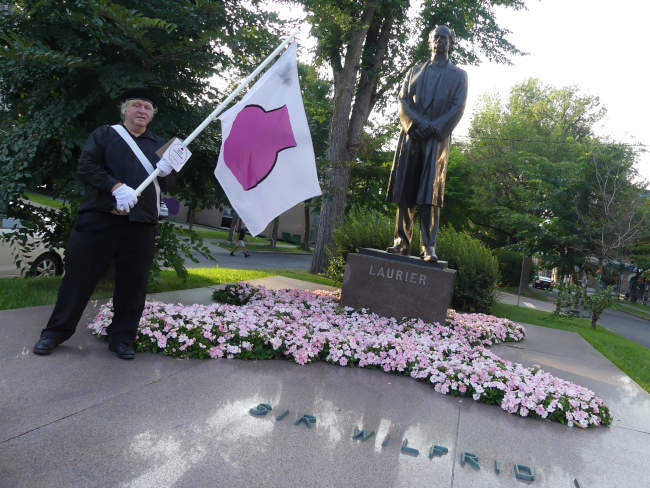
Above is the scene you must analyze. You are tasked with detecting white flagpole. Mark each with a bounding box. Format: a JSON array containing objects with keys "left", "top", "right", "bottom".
[{"left": 135, "top": 30, "right": 300, "bottom": 196}]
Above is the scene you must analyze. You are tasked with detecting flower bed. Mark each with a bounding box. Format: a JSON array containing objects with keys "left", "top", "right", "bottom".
[{"left": 88, "top": 282, "right": 611, "bottom": 428}]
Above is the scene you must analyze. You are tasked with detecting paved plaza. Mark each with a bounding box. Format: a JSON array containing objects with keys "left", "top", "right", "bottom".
[{"left": 1, "top": 277, "right": 648, "bottom": 487}]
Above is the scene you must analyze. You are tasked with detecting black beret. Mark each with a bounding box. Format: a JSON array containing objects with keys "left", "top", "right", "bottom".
[{"left": 120, "top": 88, "right": 157, "bottom": 105}]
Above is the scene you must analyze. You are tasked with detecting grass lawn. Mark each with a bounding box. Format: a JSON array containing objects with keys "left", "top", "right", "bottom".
[
  {"left": 491, "top": 302, "right": 650, "bottom": 394},
  {"left": 218, "top": 241, "right": 311, "bottom": 254},
  {"left": 189, "top": 227, "right": 309, "bottom": 253},
  {"left": 611, "top": 301, "right": 650, "bottom": 320},
  {"left": 0, "top": 268, "right": 339, "bottom": 311},
  {"left": 24, "top": 192, "right": 66, "bottom": 209}
]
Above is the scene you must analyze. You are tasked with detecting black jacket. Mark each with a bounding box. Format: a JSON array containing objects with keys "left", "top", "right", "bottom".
[
  {"left": 387, "top": 60, "right": 467, "bottom": 207},
  {"left": 77, "top": 124, "right": 174, "bottom": 223}
]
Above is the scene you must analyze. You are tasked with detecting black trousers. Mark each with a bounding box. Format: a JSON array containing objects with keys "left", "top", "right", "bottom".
[
  {"left": 393, "top": 203, "right": 440, "bottom": 251},
  {"left": 41, "top": 212, "right": 156, "bottom": 345}
]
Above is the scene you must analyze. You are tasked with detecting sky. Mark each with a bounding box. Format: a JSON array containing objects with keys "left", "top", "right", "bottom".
[{"left": 453, "top": 0, "right": 650, "bottom": 186}]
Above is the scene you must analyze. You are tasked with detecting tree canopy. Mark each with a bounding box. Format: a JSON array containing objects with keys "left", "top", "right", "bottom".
[
  {"left": 0, "top": 0, "right": 280, "bottom": 279},
  {"left": 462, "top": 78, "right": 649, "bottom": 276},
  {"left": 0, "top": 0, "right": 278, "bottom": 207}
]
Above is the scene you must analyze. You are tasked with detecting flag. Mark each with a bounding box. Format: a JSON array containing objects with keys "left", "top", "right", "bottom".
[{"left": 214, "top": 43, "right": 321, "bottom": 236}]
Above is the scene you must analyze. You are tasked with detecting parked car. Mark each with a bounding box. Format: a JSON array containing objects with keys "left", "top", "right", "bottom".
[
  {"left": 220, "top": 207, "right": 233, "bottom": 228},
  {"left": 0, "top": 217, "right": 64, "bottom": 277},
  {"left": 533, "top": 276, "right": 554, "bottom": 290}
]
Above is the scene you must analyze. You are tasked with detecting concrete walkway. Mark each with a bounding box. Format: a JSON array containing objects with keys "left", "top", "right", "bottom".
[
  {"left": 1, "top": 278, "right": 648, "bottom": 487},
  {"left": 496, "top": 291, "right": 555, "bottom": 313}
]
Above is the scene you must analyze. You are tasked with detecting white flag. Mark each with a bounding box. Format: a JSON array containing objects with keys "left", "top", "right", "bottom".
[{"left": 214, "top": 43, "right": 321, "bottom": 236}]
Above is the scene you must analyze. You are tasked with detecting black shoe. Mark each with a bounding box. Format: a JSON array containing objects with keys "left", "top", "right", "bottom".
[
  {"left": 230, "top": 252, "right": 235, "bottom": 256},
  {"left": 109, "top": 342, "right": 135, "bottom": 360},
  {"left": 244, "top": 253, "right": 249, "bottom": 258},
  {"left": 33, "top": 336, "right": 58, "bottom": 355},
  {"left": 386, "top": 244, "right": 409, "bottom": 255}
]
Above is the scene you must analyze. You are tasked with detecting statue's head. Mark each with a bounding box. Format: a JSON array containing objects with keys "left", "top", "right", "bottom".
[{"left": 428, "top": 25, "right": 455, "bottom": 59}]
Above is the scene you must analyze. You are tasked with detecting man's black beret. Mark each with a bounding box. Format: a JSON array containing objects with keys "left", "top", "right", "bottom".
[{"left": 120, "top": 88, "right": 157, "bottom": 105}]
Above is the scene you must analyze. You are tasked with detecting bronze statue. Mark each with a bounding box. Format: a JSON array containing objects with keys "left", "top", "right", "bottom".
[{"left": 386, "top": 25, "right": 468, "bottom": 262}]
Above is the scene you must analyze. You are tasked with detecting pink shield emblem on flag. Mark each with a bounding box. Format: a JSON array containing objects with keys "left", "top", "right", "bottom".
[{"left": 223, "top": 104, "right": 297, "bottom": 190}]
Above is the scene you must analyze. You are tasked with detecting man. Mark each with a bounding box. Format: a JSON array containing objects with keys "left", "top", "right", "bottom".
[
  {"left": 386, "top": 25, "right": 468, "bottom": 262},
  {"left": 229, "top": 222, "right": 250, "bottom": 257},
  {"left": 32, "top": 88, "right": 175, "bottom": 359}
]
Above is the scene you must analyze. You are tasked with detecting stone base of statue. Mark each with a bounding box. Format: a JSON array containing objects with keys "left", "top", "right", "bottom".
[{"left": 340, "top": 248, "right": 456, "bottom": 326}]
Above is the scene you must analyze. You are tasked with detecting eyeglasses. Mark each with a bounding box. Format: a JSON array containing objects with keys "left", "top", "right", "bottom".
[{"left": 130, "top": 101, "right": 154, "bottom": 111}]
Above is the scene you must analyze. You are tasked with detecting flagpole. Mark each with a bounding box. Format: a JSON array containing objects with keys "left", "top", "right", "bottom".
[{"left": 135, "top": 30, "right": 300, "bottom": 196}]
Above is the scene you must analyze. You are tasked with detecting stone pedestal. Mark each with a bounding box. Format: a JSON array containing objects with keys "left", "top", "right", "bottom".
[{"left": 340, "top": 248, "right": 455, "bottom": 325}]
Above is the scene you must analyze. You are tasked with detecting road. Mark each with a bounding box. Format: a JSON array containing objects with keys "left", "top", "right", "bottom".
[
  {"left": 599, "top": 309, "right": 650, "bottom": 349},
  {"left": 185, "top": 239, "right": 313, "bottom": 271}
]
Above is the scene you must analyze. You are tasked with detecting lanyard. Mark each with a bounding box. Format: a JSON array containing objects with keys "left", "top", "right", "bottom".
[{"left": 111, "top": 124, "right": 160, "bottom": 216}]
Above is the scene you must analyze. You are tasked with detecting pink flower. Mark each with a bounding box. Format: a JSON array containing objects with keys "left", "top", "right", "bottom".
[{"left": 86, "top": 285, "right": 610, "bottom": 428}]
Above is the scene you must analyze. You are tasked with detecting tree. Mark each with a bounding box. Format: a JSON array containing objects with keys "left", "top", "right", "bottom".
[
  {"left": 574, "top": 144, "right": 649, "bottom": 264},
  {"left": 172, "top": 148, "right": 227, "bottom": 231},
  {"left": 346, "top": 122, "right": 395, "bottom": 216},
  {"left": 464, "top": 79, "right": 648, "bottom": 282},
  {"left": 466, "top": 80, "right": 602, "bottom": 248},
  {"left": 0, "top": 0, "right": 278, "bottom": 203},
  {"left": 297, "top": 61, "right": 332, "bottom": 249},
  {"left": 284, "top": 0, "right": 526, "bottom": 273},
  {"left": 438, "top": 146, "right": 473, "bottom": 231},
  {"left": 0, "top": 0, "right": 278, "bottom": 277}
]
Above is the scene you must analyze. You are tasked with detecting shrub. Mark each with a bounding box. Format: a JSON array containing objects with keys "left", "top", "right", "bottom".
[
  {"left": 584, "top": 285, "right": 616, "bottom": 329},
  {"left": 331, "top": 207, "right": 395, "bottom": 257},
  {"left": 331, "top": 206, "right": 422, "bottom": 257},
  {"left": 554, "top": 282, "right": 585, "bottom": 317},
  {"left": 330, "top": 208, "right": 499, "bottom": 313},
  {"left": 554, "top": 282, "right": 616, "bottom": 329},
  {"left": 323, "top": 252, "right": 346, "bottom": 283},
  {"left": 437, "top": 227, "right": 499, "bottom": 313},
  {"left": 212, "top": 282, "right": 260, "bottom": 305}
]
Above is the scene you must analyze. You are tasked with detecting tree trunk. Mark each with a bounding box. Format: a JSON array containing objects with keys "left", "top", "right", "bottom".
[
  {"left": 591, "top": 309, "right": 598, "bottom": 329},
  {"left": 271, "top": 217, "right": 279, "bottom": 248},
  {"left": 310, "top": 5, "right": 376, "bottom": 274},
  {"left": 187, "top": 207, "right": 194, "bottom": 232},
  {"left": 518, "top": 255, "right": 533, "bottom": 295},
  {"left": 311, "top": 162, "right": 352, "bottom": 273}
]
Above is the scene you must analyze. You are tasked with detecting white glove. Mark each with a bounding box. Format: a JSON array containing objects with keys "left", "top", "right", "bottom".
[
  {"left": 112, "top": 184, "right": 138, "bottom": 212},
  {"left": 156, "top": 158, "right": 174, "bottom": 177}
]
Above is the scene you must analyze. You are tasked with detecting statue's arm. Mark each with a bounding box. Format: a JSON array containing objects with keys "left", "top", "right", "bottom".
[
  {"left": 398, "top": 68, "right": 427, "bottom": 138},
  {"left": 427, "top": 70, "right": 468, "bottom": 140}
]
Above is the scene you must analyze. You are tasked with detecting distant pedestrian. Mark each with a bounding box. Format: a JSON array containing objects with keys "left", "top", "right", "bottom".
[{"left": 230, "top": 223, "right": 249, "bottom": 257}]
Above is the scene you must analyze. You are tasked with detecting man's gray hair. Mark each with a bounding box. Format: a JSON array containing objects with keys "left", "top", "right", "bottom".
[
  {"left": 429, "top": 25, "right": 455, "bottom": 52},
  {"left": 119, "top": 99, "right": 157, "bottom": 122}
]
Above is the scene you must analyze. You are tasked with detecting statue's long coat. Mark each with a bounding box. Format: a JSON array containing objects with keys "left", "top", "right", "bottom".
[{"left": 387, "top": 60, "right": 468, "bottom": 207}]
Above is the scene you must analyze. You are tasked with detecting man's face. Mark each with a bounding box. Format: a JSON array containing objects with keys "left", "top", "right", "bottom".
[
  {"left": 430, "top": 28, "right": 451, "bottom": 59},
  {"left": 123, "top": 99, "right": 154, "bottom": 130}
]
